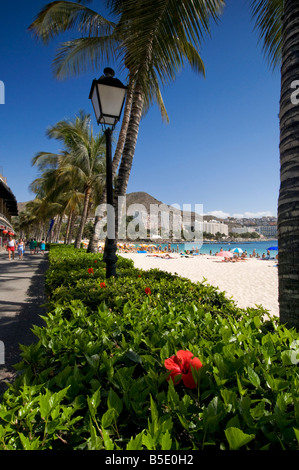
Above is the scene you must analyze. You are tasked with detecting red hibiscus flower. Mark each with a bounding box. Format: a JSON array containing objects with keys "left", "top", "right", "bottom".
[
  {"left": 100, "top": 282, "right": 106, "bottom": 288},
  {"left": 164, "top": 350, "right": 203, "bottom": 389},
  {"left": 94, "top": 260, "right": 97, "bottom": 264},
  {"left": 88, "top": 267, "right": 94, "bottom": 274},
  {"left": 144, "top": 287, "right": 151, "bottom": 295}
]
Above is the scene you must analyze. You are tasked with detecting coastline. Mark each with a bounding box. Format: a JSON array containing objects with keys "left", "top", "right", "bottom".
[{"left": 119, "top": 252, "right": 279, "bottom": 318}]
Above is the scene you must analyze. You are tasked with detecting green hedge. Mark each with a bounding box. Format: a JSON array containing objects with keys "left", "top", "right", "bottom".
[{"left": 0, "top": 245, "right": 298, "bottom": 450}]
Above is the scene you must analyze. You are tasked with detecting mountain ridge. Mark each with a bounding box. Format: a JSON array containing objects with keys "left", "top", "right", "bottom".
[{"left": 17, "top": 192, "right": 224, "bottom": 222}]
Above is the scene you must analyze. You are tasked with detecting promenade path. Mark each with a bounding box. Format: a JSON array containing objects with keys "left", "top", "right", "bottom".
[{"left": 0, "top": 250, "right": 48, "bottom": 394}]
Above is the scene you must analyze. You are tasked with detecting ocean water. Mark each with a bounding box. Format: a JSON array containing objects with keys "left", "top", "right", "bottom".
[{"left": 138, "top": 240, "right": 278, "bottom": 257}]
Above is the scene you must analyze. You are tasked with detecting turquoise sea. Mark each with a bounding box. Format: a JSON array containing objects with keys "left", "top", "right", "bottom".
[{"left": 136, "top": 240, "right": 278, "bottom": 257}]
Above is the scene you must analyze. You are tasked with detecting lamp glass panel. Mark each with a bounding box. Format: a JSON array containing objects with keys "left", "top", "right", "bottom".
[
  {"left": 91, "top": 86, "right": 101, "bottom": 122},
  {"left": 97, "top": 84, "right": 126, "bottom": 119}
]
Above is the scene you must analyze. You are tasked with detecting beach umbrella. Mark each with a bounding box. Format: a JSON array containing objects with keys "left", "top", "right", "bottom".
[
  {"left": 267, "top": 246, "right": 278, "bottom": 250},
  {"left": 216, "top": 251, "right": 233, "bottom": 258},
  {"left": 232, "top": 248, "right": 243, "bottom": 254}
]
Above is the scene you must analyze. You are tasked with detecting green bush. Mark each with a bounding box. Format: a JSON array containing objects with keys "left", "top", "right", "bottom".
[{"left": 0, "top": 245, "right": 298, "bottom": 450}]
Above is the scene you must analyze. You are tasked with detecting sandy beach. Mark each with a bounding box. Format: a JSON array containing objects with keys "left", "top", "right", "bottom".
[{"left": 119, "top": 253, "right": 279, "bottom": 317}]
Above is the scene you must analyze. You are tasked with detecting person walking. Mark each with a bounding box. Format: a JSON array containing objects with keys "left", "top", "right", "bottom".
[
  {"left": 6, "top": 235, "right": 16, "bottom": 260},
  {"left": 29, "top": 239, "right": 35, "bottom": 254},
  {"left": 40, "top": 239, "right": 46, "bottom": 255},
  {"left": 17, "top": 238, "right": 25, "bottom": 260}
]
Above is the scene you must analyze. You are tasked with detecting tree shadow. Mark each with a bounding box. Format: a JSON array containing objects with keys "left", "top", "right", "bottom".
[{"left": 0, "top": 256, "right": 48, "bottom": 394}]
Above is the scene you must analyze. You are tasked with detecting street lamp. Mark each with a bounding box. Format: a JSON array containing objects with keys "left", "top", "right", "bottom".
[{"left": 89, "top": 67, "right": 127, "bottom": 278}]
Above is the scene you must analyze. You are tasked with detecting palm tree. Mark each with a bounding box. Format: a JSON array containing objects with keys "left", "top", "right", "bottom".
[
  {"left": 25, "top": 197, "right": 62, "bottom": 240},
  {"left": 32, "top": 111, "right": 106, "bottom": 247},
  {"left": 29, "top": 0, "right": 224, "bottom": 247},
  {"left": 45, "top": 111, "right": 106, "bottom": 247},
  {"left": 250, "top": 0, "right": 299, "bottom": 329},
  {"left": 30, "top": 158, "right": 84, "bottom": 243},
  {"left": 111, "top": 0, "right": 222, "bottom": 196}
]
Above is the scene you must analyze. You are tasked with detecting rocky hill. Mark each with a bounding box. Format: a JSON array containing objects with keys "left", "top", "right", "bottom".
[
  {"left": 125, "top": 191, "right": 202, "bottom": 220},
  {"left": 17, "top": 201, "right": 30, "bottom": 213},
  {"left": 18, "top": 192, "right": 225, "bottom": 223}
]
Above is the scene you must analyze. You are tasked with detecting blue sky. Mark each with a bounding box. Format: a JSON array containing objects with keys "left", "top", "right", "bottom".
[{"left": 0, "top": 0, "right": 280, "bottom": 219}]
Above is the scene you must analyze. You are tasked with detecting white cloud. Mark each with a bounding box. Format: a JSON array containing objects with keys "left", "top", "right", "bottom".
[
  {"left": 206, "top": 210, "right": 230, "bottom": 219},
  {"left": 205, "top": 210, "right": 276, "bottom": 219}
]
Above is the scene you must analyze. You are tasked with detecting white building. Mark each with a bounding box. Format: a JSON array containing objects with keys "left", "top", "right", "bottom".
[
  {"left": 231, "top": 227, "right": 258, "bottom": 234},
  {"left": 256, "top": 225, "right": 277, "bottom": 237}
]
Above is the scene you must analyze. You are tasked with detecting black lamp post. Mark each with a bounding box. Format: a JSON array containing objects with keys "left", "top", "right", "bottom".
[{"left": 89, "top": 67, "right": 127, "bottom": 277}]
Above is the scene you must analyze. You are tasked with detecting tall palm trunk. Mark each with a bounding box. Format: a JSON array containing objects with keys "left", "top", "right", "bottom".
[
  {"left": 53, "top": 214, "right": 63, "bottom": 242},
  {"left": 75, "top": 185, "right": 92, "bottom": 248},
  {"left": 113, "top": 86, "right": 145, "bottom": 242},
  {"left": 87, "top": 82, "right": 134, "bottom": 253},
  {"left": 278, "top": 0, "right": 299, "bottom": 329},
  {"left": 65, "top": 209, "right": 74, "bottom": 244}
]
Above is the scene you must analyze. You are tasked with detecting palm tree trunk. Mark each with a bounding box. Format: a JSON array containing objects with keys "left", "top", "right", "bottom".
[
  {"left": 75, "top": 186, "right": 92, "bottom": 249},
  {"left": 87, "top": 80, "right": 134, "bottom": 253},
  {"left": 65, "top": 209, "right": 73, "bottom": 244},
  {"left": 278, "top": 0, "right": 299, "bottom": 329},
  {"left": 53, "top": 214, "right": 63, "bottom": 242},
  {"left": 114, "top": 85, "right": 145, "bottom": 240},
  {"left": 68, "top": 213, "right": 76, "bottom": 245}
]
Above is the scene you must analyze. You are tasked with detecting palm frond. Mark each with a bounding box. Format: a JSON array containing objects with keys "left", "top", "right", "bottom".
[
  {"left": 53, "top": 36, "right": 119, "bottom": 79},
  {"left": 118, "top": 0, "right": 221, "bottom": 97},
  {"left": 28, "top": 0, "right": 115, "bottom": 43},
  {"left": 249, "top": 0, "right": 283, "bottom": 70}
]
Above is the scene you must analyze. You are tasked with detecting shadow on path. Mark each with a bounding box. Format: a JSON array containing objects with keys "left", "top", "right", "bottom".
[{"left": 0, "top": 256, "right": 48, "bottom": 394}]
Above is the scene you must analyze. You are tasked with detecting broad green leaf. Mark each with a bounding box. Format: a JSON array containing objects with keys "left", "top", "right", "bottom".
[
  {"left": 87, "top": 388, "right": 101, "bottom": 419},
  {"left": 39, "top": 393, "right": 51, "bottom": 420},
  {"left": 247, "top": 366, "right": 260, "bottom": 388},
  {"left": 161, "top": 430, "right": 172, "bottom": 450},
  {"left": 101, "top": 408, "right": 116, "bottom": 429},
  {"left": 225, "top": 427, "right": 255, "bottom": 450},
  {"left": 126, "top": 431, "right": 144, "bottom": 450},
  {"left": 108, "top": 389, "right": 123, "bottom": 416},
  {"left": 101, "top": 427, "right": 114, "bottom": 450},
  {"left": 150, "top": 395, "right": 159, "bottom": 424},
  {"left": 87, "top": 422, "right": 103, "bottom": 450},
  {"left": 19, "top": 433, "right": 41, "bottom": 450},
  {"left": 126, "top": 349, "right": 142, "bottom": 364},
  {"left": 142, "top": 432, "right": 156, "bottom": 450}
]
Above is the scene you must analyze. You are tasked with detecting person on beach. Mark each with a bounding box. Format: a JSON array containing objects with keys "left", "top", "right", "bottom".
[
  {"left": 40, "top": 239, "right": 46, "bottom": 254},
  {"left": 6, "top": 235, "right": 16, "bottom": 260},
  {"left": 17, "top": 238, "right": 24, "bottom": 260}
]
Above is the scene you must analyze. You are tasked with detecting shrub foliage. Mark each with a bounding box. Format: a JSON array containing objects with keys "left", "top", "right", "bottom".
[{"left": 0, "top": 245, "right": 299, "bottom": 450}]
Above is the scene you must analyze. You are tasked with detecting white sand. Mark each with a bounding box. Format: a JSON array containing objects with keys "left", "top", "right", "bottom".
[{"left": 120, "top": 253, "right": 279, "bottom": 317}]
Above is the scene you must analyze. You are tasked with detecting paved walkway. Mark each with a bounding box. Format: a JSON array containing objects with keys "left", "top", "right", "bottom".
[{"left": 0, "top": 250, "right": 48, "bottom": 394}]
